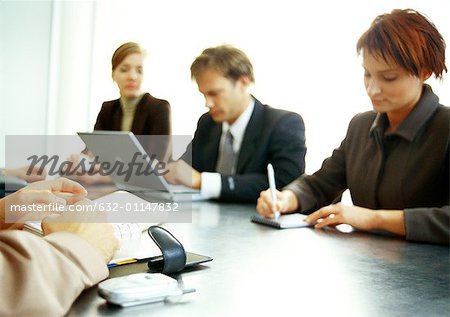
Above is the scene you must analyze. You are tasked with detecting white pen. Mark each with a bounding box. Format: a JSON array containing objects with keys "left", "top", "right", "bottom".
[{"left": 267, "top": 163, "right": 280, "bottom": 220}]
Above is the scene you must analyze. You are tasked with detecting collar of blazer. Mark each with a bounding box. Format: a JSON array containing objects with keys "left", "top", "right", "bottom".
[{"left": 235, "top": 99, "right": 265, "bottom": 172}]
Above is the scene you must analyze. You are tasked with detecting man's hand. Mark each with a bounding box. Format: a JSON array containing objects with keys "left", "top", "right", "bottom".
[{"left": 164, "top": 160, "right": 201, "bottom": 189}]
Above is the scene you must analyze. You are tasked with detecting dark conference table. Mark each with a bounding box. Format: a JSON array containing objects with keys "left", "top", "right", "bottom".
[{"left": 68, "top": 200, "right": 449, "bottom": 317}]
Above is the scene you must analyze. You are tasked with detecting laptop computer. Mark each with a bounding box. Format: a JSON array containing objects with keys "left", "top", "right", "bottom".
[{"left": 77, "top": 131, "right": 204, "bottom": 201}]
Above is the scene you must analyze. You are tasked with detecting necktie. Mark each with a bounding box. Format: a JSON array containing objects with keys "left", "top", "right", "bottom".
[{"left": 216, "top": 130, "right": 236, "bottom": 174}]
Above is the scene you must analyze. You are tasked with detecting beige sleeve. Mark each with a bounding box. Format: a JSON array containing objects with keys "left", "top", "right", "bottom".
[{"left": 0, "top": 230, "right": 108, "bottom": 317}]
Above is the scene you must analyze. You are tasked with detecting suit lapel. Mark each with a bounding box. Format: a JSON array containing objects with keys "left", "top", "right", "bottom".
[
  {"left": 112, "top": 101, "right": 123, "bottom": 130},
  {"left": 131, "top": 93, "right": 148, "bottom": 134},
  {"left": 200, "top": 122, "right": 222, "bottom": 171},
  {"left": 236, "top": 100, "right": 264, "bottom": 172}
]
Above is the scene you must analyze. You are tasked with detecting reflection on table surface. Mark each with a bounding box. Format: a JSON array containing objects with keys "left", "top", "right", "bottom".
[{"left": 69, "top": 196, "right": 450, "bottom": 317}]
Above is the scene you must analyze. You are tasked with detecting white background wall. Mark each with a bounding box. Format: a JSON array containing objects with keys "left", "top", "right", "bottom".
[{"left": 1, "top": 0, "right": 449, "bottom": 172}]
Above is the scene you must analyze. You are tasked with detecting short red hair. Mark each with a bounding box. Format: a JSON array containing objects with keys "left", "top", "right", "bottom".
[{"left": 357, "top": 9, "right": 447, "bottom": 79}]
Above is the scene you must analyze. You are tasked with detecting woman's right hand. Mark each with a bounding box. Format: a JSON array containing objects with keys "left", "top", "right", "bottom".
[
  {"left": 4, "top": 166, "right": 47, "bottom": 183},
  {"left": 256, "top": 189, "right": 299, "bottom": 218},
  {"left": 42, "top": 216, "right": 119, "bottom": 264},
  {"left": 1, "top": 178, "right": 87, "bottom": 230},
  {"left": 62, "top": 153, "right": 112, "bottom": 185}
]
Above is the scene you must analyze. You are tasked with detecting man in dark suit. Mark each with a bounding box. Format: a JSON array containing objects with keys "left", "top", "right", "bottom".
[{"left": 165, "top": 45, "right": 306, "bottom": 202}]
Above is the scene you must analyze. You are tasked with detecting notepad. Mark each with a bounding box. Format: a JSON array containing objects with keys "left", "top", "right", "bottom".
[
  {"left": 251, "top": 213, "right": 310, "bottom": 229},
  {"left": 24, "top": 222, "right": 161, "bottom": 267}
]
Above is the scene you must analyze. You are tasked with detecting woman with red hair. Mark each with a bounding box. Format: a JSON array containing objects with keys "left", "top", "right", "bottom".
[{"left": 257, "top": 9, "right": 449, "bottom": 244}]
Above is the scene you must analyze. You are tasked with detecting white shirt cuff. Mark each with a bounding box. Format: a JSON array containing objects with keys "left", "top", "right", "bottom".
[{"left": 201, "top": 172, "right": 222, "bottom": 199}]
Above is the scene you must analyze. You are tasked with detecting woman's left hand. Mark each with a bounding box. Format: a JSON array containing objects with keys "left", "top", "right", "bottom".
[{"left": 305, "top": 203, "right": 377, "bottom": 231}]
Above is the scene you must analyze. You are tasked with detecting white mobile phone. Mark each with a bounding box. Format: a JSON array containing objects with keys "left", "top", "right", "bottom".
[{"left": 98, "top": 273, "right": 193, "bottom": 307}]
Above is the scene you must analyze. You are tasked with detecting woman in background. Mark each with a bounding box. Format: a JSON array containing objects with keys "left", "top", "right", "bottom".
[
  {"left": 257, "top": 9, "right": 449, "bottom": 244},
  {"left": 94, "top": 42, "right": 171, "bottom": 143},
  {"left": 70, "top": 42, "right": 171, "bottom": 184}
]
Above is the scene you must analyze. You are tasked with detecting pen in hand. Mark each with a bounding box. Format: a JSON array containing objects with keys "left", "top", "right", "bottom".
[{"left": 267, "top": 163, "right": 280, "bottom": 220}]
